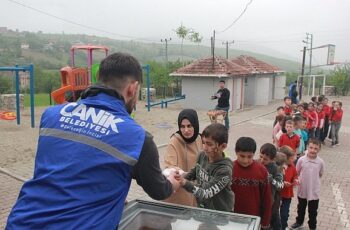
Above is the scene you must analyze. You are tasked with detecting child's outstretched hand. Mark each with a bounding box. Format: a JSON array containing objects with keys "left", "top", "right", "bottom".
[
  {"left": 284, "top": 181, "right": 292, "bottom": 187},
  {"left": 293, "top": 179, "right": 300, "bottom": 186}
]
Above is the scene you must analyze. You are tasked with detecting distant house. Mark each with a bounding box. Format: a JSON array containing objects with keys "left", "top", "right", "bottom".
[
  {"left": 170, "top": 55, "right": 285, "bottom": 111},
  {"left": 21, "top": 43, "right": 30, "bottom": 50}
]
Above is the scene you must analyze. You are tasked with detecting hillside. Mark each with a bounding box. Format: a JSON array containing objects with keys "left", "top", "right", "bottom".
[{"left": 0, "top": 29, "right": 301, "bottom": 72}]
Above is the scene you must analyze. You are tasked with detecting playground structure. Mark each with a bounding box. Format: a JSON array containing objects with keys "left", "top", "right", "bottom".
[
  {"left": 51, "top": 45, "right": 185, "bottom": 110},
  {"left": 144, "top": 64, "right": 186, "bottom": 112},
  {"left": 51, "top": 45, "right": 109, "bottom": 104},
  {"left": 0, "top": 64, "right": 35, "bottom": 128}
]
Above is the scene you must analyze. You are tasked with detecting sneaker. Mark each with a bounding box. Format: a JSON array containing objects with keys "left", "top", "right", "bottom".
[
  {"left": 290, "top": 222, "right": 303, "bottom": 229},
  {"left": 330, "top": 144, "right": 335, "bottom": 148},
  {"left": 336, "top": 143, "right": 340, "bottom": 146}
]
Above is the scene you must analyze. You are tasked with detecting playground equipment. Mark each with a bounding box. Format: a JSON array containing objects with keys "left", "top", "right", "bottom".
[
  {"left": 144, "top": 64, "right": 186, "bottom": 112},
  {"left": 51, "top": 45, "right": 108, "bottom": 104},
  {"left": 0, "top": 64, "right": 35, "bottom": 128}
]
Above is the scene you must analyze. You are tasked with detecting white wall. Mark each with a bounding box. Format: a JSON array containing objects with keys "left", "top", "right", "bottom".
[
  {"left": 181, "top": 77, "right": 232, "bottom": 110},
  {"left": 244, "top": 76, "right": 256, "bottom": 106},
  {"left": 233, "top": 78, "right": 243, "bottom": 110},
  {"left": 268, "top": 75, "right": 274, "bottom": 102},
  {"left": 274, "top": 75, "right": 286, "bottom": 99},
  {"left": 255, "top": 77, "right": 270, "bottom": 105}
]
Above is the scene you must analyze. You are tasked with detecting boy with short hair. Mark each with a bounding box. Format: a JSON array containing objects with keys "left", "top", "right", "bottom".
[
  {"left": 283, "top": 96, "right": 293, "bottom": 116},
  {"left": 278, "top": 120, "right": 300, "bottom": 154},
  {"left": 290, "top": 138, "right": 325, "bottom": 230},
  {"left": 231, "top": 137, "right": 272, "bottom": 229},
  {"left": 259, "top": 143, "right": 284, "bottom": 230},
  {"left": 279, "top": 145, "right": 299, "bottom": 230},
  {"left": 178, "top": 123, "right": 233, "bottom": 212}
]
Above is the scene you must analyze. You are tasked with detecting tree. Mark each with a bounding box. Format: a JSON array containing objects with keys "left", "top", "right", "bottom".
[
  {"left": 330, "top": 64, "right": 350, "bottom": 96},
  {"left": 189, "top": 31, "right": 203, "bottom": 46},
  {"left": 175, "top": 24, "right": 189, "bottom": 62}
]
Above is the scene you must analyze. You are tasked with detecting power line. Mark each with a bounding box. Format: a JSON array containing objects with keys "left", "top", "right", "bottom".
[
  {"left": 7, "top": 0, "right": 159, "bottom": 43},
  {"left": 217, "top": 0, "right": 254, "bottom": 34}
]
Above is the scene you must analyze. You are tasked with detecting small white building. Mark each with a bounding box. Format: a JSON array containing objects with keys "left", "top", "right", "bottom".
[{"left": 170, "top": 55, "right": 286, "bottom": 111}]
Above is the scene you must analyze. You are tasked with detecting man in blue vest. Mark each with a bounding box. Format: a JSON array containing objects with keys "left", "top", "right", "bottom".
[{"left": 6, "top": 53, "right": 180, "bottom": 229}]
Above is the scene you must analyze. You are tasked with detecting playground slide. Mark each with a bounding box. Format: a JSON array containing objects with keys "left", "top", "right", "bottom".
[{"left": 51, "top": 85, "right": 73, "bottom": 104}]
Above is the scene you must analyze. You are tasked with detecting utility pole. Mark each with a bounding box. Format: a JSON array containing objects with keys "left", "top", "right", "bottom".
[
  {"left": 307, "top": 33, "right": 313, "bottom": 75},
  {"left": 299, "top": 46, "right": 307, "bottom": 100},
  {"left": 303, "top": 33, "right": 313, "bottom": 97},
  {"left": 161, "top": 38, "right": 171, "bottom": 65},
  {"left": 222, "top": 40, "right": 234, "bottom": 59}
]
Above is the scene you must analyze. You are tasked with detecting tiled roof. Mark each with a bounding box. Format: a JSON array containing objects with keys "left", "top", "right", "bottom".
[
  {"left": 231, "top": 55, "right": 281, "bottom": 74},
  {"left": 170, "top": 56, "right": 250, "bottom": 77}
]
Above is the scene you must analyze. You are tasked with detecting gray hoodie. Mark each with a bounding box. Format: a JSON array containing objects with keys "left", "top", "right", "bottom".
[{"left": 183, "top": 151, "right": 234, "bottom": 212}]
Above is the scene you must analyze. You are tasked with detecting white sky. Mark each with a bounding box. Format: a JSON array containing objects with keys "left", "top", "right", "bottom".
[{"left": 2, "top": 0, "right": 350, "bottom": 63}]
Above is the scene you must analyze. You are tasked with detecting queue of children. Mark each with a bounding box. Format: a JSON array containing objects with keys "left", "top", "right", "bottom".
[{"left": 162, "top": 105, "right": 329, "bottom": 229}]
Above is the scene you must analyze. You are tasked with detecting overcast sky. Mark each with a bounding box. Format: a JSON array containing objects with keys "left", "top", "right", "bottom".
[{"left": 2, "top": 0, "right": 350, "bottom": 63}]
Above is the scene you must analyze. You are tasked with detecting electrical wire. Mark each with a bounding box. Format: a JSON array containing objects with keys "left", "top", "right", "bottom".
[
  {"left": 7, "top": 0, "right": 160, "bottom": 43},
  {"left": 217, "top": 0, "right": 253, "bottom": 34}
]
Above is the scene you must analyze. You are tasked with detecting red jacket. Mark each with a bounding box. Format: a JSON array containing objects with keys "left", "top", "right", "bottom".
[
  {"left": 278, "top": 133, "right": 300, "bottom": 153},
  {"left": 323, "top": 104, "right": 331, "bottom": 117},
  {"left": 232, "top": 161, "right": 272, "bottom": 228},
  {"left": 284, "top": 106, "right": 292, "bottom": 116},
  {"left": 317, "top": 111, "right": 325, "bottom": 128},
  {"left": 306, "top": 110, "right": 318, "bottom": 129},
  {"left": 330, "top": 109, "right": 343, "bottom": 122},
  {"left": 281, "top": 163, "right": 298, "bottom": 198}
]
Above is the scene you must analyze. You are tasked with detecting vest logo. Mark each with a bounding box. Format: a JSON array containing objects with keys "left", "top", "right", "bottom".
[{"left": 60, "top": 103, "right": 124, "bottom": 134}]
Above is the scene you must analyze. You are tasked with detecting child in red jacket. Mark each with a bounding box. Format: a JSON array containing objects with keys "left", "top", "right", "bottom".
[
  {"left": 330, "top": 101, "right": 343, "bottom": 147},
  {"left": 279, "top": 145, "right": 299, "bottom": 230},
  {"left": 315, "top": 103, "right": 325, "bottom": 141},
  {"left": 283, "top": 96, "right": 293, "bottom": 116},
  {"left": 278, "top": 120, "right": 300, "bottom": 154},
  {"left": 306, "top": 102, "right": 318, "bottom": 139}
]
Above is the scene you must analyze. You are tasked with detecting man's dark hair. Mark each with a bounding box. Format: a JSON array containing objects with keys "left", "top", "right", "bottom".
[
  {"left": 260, "top": 143, "right": 277, "bottom": 160},
  {"left": 284, "top": 96, "right": 291, "bottom": 101},
  {"left": 235, "top": 137, "right": 257, "bottom": 153},
  {"left": 311, "top": 96, "right": 317, "bottom": 102},
  {"left": 202, "top": 123, "right": 228, "bottom": 145},
  {"left": 219, "top": 80, "right": 225, "bottom": 84},
  {"left": 98, "top": 53, "right": 142, "bottom": 91},
  {"left": 308, "top": 138, "right": 321, "bottom": 148}
]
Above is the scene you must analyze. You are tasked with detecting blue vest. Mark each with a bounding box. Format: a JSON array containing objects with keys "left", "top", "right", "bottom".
[{"left": 6, "top": 93, "right": 145, "bottom": 230}]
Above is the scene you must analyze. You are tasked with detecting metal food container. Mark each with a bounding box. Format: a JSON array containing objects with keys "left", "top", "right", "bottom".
[{"left": 118, "top": 200, "right": 260, "bottom": 230}]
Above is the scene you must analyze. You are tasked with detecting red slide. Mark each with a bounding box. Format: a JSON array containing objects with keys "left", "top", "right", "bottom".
[{"left": 51, "top": 85, "right": 73, "bottom": 104}]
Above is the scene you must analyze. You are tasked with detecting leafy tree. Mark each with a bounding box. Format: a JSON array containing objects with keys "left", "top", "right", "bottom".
[
  {"left": 0, "top": 76, "right": 13, "bottom": 94},
  {"left": 330, "top": 64, "right": 350, "bottom": 96},
  {"left": 189, "top": 31, "right": 203, "bottom": 46},
  {"left": 175, "top": 24, "right": 189, "bottom": 61}
]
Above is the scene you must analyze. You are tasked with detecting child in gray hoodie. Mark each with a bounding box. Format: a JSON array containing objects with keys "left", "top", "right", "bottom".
[{"left": 177, "top": 123, "right": 233, "bottom": 212}]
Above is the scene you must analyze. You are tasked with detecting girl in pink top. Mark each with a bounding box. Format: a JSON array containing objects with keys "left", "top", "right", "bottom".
[{"left": 290, "top": 138, "right": 325, "bottom": 230}]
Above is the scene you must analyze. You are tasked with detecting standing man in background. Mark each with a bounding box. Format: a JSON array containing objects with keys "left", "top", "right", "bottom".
[{"left": 212, "top": 80, "right": 230, "bottom": 130}]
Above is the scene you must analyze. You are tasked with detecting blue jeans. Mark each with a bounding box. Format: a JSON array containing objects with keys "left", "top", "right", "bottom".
[
  {"left": 280, "top": 198, "right": 292, "bottom": 229},
  {"left": 215, "top": 106, "right": 229, "bottom": 129}
]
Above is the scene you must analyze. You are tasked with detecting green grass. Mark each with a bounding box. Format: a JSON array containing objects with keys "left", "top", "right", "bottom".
[{"left": 24, "top": 93, "right": 52, "bottom": 107}]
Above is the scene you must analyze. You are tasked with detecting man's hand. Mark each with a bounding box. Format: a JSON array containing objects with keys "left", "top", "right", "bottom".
[{"left": 167, "top": 171, "right": 181, "bottom": 193}]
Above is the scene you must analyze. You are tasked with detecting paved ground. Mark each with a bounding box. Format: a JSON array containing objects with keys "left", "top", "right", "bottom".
[{"left": 1, "top": 97, "right": 349, "bottom": 229}]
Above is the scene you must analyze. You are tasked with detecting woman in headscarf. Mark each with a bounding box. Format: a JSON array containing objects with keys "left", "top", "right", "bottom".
[{"left": 163, "top": 109, "right": 202, "bottom": 206}]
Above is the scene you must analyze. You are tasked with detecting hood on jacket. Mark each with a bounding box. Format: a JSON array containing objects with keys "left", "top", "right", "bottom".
[{"left": 176, "top": 109, "right": 200, "bottom": 144}]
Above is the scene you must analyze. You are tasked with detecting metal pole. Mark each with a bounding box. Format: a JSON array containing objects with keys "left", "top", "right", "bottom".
[
  {"left": 312, "top": 75, "right": 316, "bottom": 96},
  {"left": 15, "top": 65, "right": 20, "bottom": 126},
  {"left": 146, "top": 65, "right": 151, "bottom": 112},
  {"left": 29, "top": 64, "right": 35, "bottom": 128},
  {"left": 299, "top": 46, "right": 306, "bottom": 100},
  {"left": 323, "top": 75, "right": 326, "bottom": 95}
]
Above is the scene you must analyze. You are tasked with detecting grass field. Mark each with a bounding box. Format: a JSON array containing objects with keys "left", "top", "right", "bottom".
[{"left": 24, "top": 93, "right": 52, "bottom": 107}]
